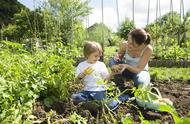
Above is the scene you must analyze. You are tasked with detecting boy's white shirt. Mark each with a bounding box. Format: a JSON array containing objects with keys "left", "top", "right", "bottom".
[{"left": 76, "top": 60, "right": 109, "bottom": 91}]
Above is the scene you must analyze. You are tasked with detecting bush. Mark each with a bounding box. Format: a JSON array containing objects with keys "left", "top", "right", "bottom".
[{"left": 0, "top": 41, "right": 77, "bottom": 123}]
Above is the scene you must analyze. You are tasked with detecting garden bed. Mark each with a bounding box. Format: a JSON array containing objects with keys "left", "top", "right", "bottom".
[{"left": 31, "top": 81, "right": 190, "bottom": 123}]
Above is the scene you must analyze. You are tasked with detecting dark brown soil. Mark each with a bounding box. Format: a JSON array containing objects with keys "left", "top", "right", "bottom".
[
  {"left": 31, "top": 81, "right": 190, "bottom": 123},
  {"left": 155, "top": 82, "right": 190, "bottom": 117}
]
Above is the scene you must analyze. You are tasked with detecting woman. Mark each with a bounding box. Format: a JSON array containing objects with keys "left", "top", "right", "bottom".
[{"left": 109, "top": 28, "right": 153, "bottom": 91}]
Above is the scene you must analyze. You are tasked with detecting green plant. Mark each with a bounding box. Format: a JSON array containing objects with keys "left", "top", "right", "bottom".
[
  {"left": 69, "top": 112, "right": 87, "bottom": 124},
  {"left": 121, "top": 115, "right": 133, "bottom": 124},
  {"left": 0, "top": 41, "right": 77, "bottom": 123},
  {"left": 117, "top": 18, "right": 135, "bottom": 40}
]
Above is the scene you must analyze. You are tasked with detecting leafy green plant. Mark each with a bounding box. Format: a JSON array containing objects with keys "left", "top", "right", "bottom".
[
  {"left": 145, "top": 10, "right": 190, "bottom": 60},
  {"left": 69, "top": 112, "right": 87, "bottom": 124},
  {"left": 117, "top": 18, "right": 135, "bottom": 40},
  {"left": 133, "top": 86, "right": 190, "bottom": 124},
  {"left": 42, "top": 0, "right": 90, "bottom": 44},
  {"left": 0, "top": 41, "right": 77, "bottom": 123},
  {"left": 121, "top": 115, "right": 133, "bottom": 124}
]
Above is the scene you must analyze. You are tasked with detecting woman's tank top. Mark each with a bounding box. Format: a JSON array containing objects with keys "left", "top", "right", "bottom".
[{"left": 123, "top": 47, "right": 148, "bottom": 71}]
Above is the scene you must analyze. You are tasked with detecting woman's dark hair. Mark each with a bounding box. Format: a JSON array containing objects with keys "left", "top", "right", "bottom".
[{"left": 129, "top": 28, "right": 151, "bottom": 45}]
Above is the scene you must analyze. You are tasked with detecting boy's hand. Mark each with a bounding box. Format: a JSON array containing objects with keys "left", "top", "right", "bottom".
[
  {"left": 83, "top": 67, "right": 94, "bottom": 75},
  {"left": 77, "top": 67, "right": 94, "bottom": 80}
]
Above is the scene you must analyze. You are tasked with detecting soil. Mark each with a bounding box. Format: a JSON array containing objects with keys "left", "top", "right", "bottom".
[{"left": 31, "top": 81, "right": 190, "bottom": 124}]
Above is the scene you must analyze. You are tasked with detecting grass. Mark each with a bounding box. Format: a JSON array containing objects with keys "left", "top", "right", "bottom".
[{"left": 149, "top": 67, "right": 190, "bottom": 82}]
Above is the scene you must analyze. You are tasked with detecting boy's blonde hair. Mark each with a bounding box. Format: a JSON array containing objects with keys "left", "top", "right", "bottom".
[{"left": 83, "top": 41, "right": 102, "bottom": 58}]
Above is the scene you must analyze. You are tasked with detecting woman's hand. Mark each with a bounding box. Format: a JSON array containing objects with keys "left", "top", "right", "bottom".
[
  {"left": 111, "top": 64, "right": 125, "bottom": 75},
  {"left": 118, "top": 64, "right": 128, "bottom": 73},
  {"left": 111, "top": 65, "right": 120, "bottom": 73}
]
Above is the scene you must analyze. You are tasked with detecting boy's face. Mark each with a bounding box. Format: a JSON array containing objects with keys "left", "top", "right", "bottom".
[{"left": 87, "top": 51, "right": 101, "bottom": 64}]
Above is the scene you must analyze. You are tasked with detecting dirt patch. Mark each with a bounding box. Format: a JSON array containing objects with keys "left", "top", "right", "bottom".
[
  {"left": 31, "top": 81, "right": 190, "bottom": 123},
  {"left": 155, "top": 82, "right": 190, "bottom": 117}
]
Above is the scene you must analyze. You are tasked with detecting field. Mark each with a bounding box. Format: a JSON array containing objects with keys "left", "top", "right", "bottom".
[
  {"left": 0, "top": 42, "right": 190, "bottom": 123},
  {"left": 1, "top": 0, "right": 190, "bottom": 123}
]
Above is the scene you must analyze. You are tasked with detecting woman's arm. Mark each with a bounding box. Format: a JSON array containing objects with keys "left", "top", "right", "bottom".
[
  {"left": 117, "top": 41, "right": 128, "bottom": 60},
  {"left": 121, "top": 45, "right": 153, "bottom": 74},
  {"left": 110, "top": 41, "right": 127, "bottom": 69}
]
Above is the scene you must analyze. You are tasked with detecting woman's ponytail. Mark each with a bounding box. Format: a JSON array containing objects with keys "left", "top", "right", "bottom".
[{"left": 145, "top": 33, "right": 151, "bottom": 44}]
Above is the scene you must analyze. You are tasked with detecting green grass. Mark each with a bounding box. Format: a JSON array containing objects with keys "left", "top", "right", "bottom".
[{"left": 149, "top": 67, "right": 190, "bottom": 82}]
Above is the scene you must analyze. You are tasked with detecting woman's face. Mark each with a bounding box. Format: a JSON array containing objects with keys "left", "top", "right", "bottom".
[{"left": 128, "top": 35, "right": 140, "bottom": 49}]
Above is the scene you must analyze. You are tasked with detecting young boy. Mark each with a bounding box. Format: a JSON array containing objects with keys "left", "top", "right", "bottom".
[
  {"left": 72, "top": 41, "right": 129, "bottom": 111},
  {"left": 71, "top": 41, "right": 113, "bottom": 103}
]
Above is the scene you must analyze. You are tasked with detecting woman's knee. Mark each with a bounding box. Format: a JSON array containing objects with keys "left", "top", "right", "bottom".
[{"left": 133, "top": 71, "right": 150, "bottom": 87}]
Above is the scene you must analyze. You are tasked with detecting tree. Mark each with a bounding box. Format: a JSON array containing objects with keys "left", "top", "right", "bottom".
[
  {"left": 3, "top": 9, "right": 44, "bottom": 42},
  {"left": 117, "top": 18, "right": 135, "bottom": 40},
  {"left": 0, "top": 0, "right": 25, "bottom": 28},
  {"left": 3, "top": 0, "right": 90, "bottom": 45},
  {"left": 145, "top": 11, "right": 190, "bottom": 60},
  {"left": 42, "top": 0, "right": 91, "bottom": 44},
  {"left": 146, "top": 11, "right": 190, "bottom": 46}
]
